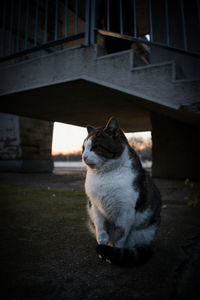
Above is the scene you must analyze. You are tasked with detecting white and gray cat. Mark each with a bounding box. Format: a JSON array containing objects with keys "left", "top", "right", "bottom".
[{"left": 82, "top": 117, "right": 161, "bottom": 266}]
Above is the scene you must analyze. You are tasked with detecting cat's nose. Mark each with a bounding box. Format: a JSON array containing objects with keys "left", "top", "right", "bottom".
[{"left": 83, "top": 155, "right": 88, "bottom": 162}]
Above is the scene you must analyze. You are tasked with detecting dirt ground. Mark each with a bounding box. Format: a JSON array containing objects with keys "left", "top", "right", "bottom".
[{"left": 0, "top": 170, "right": 200, "bottom": 300}]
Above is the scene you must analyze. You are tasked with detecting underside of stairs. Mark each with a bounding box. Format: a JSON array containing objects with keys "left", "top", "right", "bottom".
[{"left": 0, "top": 45, "right": 199, "bottom": 130}]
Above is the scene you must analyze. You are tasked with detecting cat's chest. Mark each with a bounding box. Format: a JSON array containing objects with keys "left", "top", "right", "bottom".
[{"left": 85, "top": 167, "right": 138, "bottom": 209}]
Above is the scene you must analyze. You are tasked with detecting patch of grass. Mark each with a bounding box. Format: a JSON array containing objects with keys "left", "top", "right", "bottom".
[
  {"left": 0, "top": 184, "right": 85, "bottom": 199},
  {"left": 0, "top": 184, "right": 87, "bottom": 223},
  {"left": 184, "top": 179, "right": 200, "bottom": 207},
  {"left": 0, "top": 183, "right": 89, "bottom": 275}
]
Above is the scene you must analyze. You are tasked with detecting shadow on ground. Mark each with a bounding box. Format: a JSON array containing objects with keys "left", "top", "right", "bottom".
[{"left": 0, "top": 172, "right": 200, "bottom": 300}]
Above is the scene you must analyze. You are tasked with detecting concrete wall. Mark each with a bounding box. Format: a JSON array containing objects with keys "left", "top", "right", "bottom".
[
  {"left": 151, "top": 113, "right": 200, "bottom": 180},
  {"left": 0, "top": 113, "right": 53, "bottom": 172},
  {"left": 20, "top": 117, "right": 53, "bottom": 160},
  {"left": 0, "top": 113, "right": 21, "bottom": 159}
]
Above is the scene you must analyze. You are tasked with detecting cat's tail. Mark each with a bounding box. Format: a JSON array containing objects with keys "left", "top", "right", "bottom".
[{"left": 96, "top": 244, "right": 153, "bottom": 267}]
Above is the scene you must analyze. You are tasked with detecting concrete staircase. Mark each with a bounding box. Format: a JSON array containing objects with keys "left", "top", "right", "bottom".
[{"left": 0, "top": 45, "right": 199, "bottom": 126}]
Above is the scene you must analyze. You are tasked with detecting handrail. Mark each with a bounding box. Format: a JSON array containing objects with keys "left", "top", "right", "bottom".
[{"left": 0, "top": 0, "right": 199, "bottom": 63}]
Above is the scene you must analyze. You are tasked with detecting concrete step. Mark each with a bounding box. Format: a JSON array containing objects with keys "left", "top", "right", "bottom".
[
  {"left": 91, "top": 49, "right": 200, "bottom": 110},
  {"left": 0, "top": 45, "right": 200, "bottom": 113},
  {"left": 130, "top": 61, "right": 200, "bottom": 108}
]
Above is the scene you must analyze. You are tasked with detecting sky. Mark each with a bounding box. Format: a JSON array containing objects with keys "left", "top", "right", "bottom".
[
  {"left": 52, "top": 122, "right": 87, "bottom": 154},
  {"left": 51, "top": 122, "right": 151, "bottom": 155}
]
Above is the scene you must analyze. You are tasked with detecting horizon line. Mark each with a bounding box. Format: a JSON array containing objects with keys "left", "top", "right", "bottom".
[{"left": 52, "top": 150, "right": 82, "bottom": 156}]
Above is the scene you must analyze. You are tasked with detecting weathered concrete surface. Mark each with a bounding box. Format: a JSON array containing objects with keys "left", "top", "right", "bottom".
[
  {"left": 0, "top": 79, "right": 152, "bottom": 132},
  {"left": 0, "top": 113, "right": 53, "bottom": 172},
  {"left": 151, "top": 45, "right": 200, "bottom": 79},
  {"left": 0, "top": 46, "right": 200, "bottom": 130},
  {"left": 0, "top": 113, "right": 21, "bottom": 159},
  {"left": 0, "top": 171, "right": 200, "bottom": 300},
  {"left": 1, "top": 45, "right": 199, "bottom": 109},
  {"left": 20, "top": 116, "right": 53, "bottom": 160}
]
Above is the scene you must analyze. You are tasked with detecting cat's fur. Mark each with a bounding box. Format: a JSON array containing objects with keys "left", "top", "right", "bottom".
[{"left": 82, "top": 117, "right": 161, "bottom": 266}]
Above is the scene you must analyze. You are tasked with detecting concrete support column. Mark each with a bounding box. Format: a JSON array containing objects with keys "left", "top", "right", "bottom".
[
  {"left": 0, "top": 113, "right": 53, "bottom": 173},
  {"left": 151, "top": 113, "right": 200, "bottom": 180}
]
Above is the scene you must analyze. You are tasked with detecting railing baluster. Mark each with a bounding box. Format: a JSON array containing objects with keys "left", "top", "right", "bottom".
[
  {"left": 133, "top": 0, "right": 137, "bottom": 37},
  {"left": 0, "top": 0, "right": 6, "bottom": 57},
  {"left": 16, "top": 0, "right": 22, "bottom": 53},
  {"left": 75, "top": 0, "right": 78, "bottom": 34},
  {"left": 107, "top": 0, "right": 110, "bottom": 31},
  {"left": 24, "top": 0, "right": 30, "bottom": 50},
  {"left": 165, "top": 0, "right": 170, "bottom": 46},
  {"left": 148, "top": 0, "right": 153, "bottom": 42},
  {"left": 9, "top": 0, "right": 14, "bottom": 55},
  {"left": 65, "top": 0, "right": 68, "bottom": 37},
  {"left": 34, "top": 0, "right": 39, "bottom": 46},
  {"left": 120, "top": 0, "right": 123, "bottom": 35},
  {"left": 180, "top": 0, "right": 187, "bottom": 51},
  {"left": 55, "top": 0, "right": 58, "bottom": 40},
  {"left": 44, "top": 0, "right": 48, "bottom": 43},
  {"left": 85, "top": 0, "right": 90, "bottom": 45},
  {"left": 90, "top": 0, "right": 96, "bottom": 44},
  {"left": 197, "top": 0, "right": 200, "bottom": 25},
  {"left": 1, "top": 0, "right": 200, "bottom": 61}
]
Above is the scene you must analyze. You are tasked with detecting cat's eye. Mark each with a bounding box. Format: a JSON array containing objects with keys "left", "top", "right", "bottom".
[
  {"left": 91, "top": 145, "right": 102, "bottom": 151},
  {"left": 91, "top": 144, "right": 116, "bottom": 158}
]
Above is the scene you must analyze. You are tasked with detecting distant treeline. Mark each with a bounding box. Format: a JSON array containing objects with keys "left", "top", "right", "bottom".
[
  {"left": 52, "top": 136, "right": 152, "bottom": 162},
  {"left": 128, "top": 136, "right": 152, "bottom": 162},
  {"left": 52, "top": 151, "right": 82, "bottom": 162}
]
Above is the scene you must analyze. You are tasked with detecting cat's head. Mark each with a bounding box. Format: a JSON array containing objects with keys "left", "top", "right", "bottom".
[{"left": 82, "top": 117, "right": 128, "bottom": 170}]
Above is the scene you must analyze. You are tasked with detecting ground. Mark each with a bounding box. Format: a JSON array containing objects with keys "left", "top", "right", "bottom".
[{"left": 0, "top": 170, "right": 200, "bottom": 300}]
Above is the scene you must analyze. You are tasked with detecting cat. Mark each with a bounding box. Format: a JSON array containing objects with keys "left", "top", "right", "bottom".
[{"left": 82, "top": 117, "right": 161, "bottom": 266}]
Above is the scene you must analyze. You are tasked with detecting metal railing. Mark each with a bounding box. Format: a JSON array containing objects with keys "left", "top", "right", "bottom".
[
  {"left": 0, "top": 0, "right": 199, "bottom": 62},
  {"left": 0, "top": 0, "right": 90, "bottom": 61},
  {"left": 91, "top": 0, "right": 200, "bottom": 56}
]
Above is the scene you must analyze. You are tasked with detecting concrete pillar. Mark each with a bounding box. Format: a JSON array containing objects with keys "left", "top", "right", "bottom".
[
  {"left": 151, "top": 113, "right": 200, "bottom": 180},
  {"left": 0, "top": 113, "right": 53, "bottom": 172}
]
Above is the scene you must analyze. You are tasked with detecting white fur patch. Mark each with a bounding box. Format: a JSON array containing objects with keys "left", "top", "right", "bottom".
[
  {"left": 84, "top": 138, "right": 92, "bottom": 151},
  {"left": 84, "top": 143, "right": 158, "bottom": 248},
  {"left": 82, "top": 138, "right": 103, "bottom": 169},
  {"left": 85, "top": 145, "right": 139, "bottom": 215},
  {"left": 135, "top": 208, "right": 152, "bottom": 228},
  {"left": 128, "top": 225, "right": 158, "bottom": 247},
  {"left": 85, "top": 145, "right": 139, "bottom": 249}
]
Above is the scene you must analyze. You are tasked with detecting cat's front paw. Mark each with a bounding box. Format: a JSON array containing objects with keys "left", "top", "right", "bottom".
[{"left": 97, "top": 232, "right": 109, "bottom": 245}]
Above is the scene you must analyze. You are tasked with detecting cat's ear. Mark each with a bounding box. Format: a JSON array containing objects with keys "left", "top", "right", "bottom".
[
  {"left": 86, "top": 125, "right": 94, "bottom": 134},
  {"left": 104, "top": 117, "right": 120, "bottom": 136}
]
